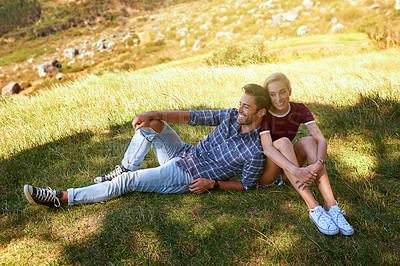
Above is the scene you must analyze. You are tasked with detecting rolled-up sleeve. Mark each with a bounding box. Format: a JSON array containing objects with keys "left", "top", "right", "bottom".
[
  {"left": 187, "top": 109, "right": 230, "bottom": 127},
  {"left": 241, "top": 153, "right": 266, "bottom": 191}
]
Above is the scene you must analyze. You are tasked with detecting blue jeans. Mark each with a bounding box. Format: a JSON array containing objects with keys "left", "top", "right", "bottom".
[{"left": 67, "top": 124, "right": 193, "bottom": 206}]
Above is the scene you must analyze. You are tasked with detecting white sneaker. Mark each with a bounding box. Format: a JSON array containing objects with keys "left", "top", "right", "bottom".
[
  {"left": 309, "top": 206, "right": 339, "bottom": 235},
  {"left": 326, "top": 204, "right": 354, "bottom": 236}
]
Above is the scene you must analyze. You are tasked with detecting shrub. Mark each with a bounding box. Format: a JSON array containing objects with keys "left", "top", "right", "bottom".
[
  {"left": 206, "top": 37, "right": 273, "bottom": 66},
  {"left": 0, "top": 0, "right": 41, "bottom": 36}
]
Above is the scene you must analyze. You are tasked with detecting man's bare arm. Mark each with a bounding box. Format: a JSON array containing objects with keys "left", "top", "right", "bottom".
[
  {"left": 133, "top": 111, "right": 191, "bottom": 130},
  {"left": 189, "top": 178, "right": 245, "bottom": 194}
]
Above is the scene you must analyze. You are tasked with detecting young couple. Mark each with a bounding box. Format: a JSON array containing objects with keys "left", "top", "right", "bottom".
[{"left": 24, "top": 73, "right": 354, "bottom": 236}]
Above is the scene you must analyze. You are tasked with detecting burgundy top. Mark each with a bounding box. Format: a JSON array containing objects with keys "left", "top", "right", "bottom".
[{"left": 260, "top": 102, "right": 315, "bottom": 141}]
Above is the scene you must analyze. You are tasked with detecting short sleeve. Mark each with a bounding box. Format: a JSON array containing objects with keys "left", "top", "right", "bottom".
[
  {"left": 299, "top": 104, "right": 315, "bottom": 125},
  {"left": 260, "top": 116, "right": 270, "bottom": 135}
]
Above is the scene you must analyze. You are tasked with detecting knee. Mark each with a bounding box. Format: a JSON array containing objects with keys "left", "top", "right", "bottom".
[
  {"left": 296, "top": 136, "right": 316, "bottom": 149},
  {"left": 148, "top": 119, "right": 164, "bottom": 133},
  {"left": 273, "top": 137, "right": 292, "bottom": 151}
]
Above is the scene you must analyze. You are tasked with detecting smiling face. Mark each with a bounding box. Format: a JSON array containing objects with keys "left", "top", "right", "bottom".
[
  {"left": 267, "top": 80, "right": 291, "bottom": 115},
  {"left": 237, "top": 93, "right": 264, "bottom": 130}
]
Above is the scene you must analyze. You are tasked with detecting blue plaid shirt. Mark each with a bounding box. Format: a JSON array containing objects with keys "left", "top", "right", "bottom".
[{"left": 175, "top": 108, "right": 266, "bottom": 191}]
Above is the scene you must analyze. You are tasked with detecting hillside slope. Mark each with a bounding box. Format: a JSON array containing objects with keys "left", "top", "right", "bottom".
[{"left": 0, "top": 0, "right": 399, "bottom": 95}]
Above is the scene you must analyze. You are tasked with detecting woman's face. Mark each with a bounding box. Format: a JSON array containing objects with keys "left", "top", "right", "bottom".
[{"left": 267, "top": 80, "right": 291, "bottom": 115}]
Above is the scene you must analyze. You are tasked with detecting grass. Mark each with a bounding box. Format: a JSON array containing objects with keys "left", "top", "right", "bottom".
[{"left": 1, "top": 46, "right": 400, "bottom": 264}]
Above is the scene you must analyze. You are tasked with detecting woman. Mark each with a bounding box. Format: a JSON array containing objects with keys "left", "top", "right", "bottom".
[{"left": 259, "top": 72, "right": 354, "bottom": 236}]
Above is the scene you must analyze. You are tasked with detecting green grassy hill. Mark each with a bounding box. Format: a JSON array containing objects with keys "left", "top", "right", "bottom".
[
  {"left": 1, "top": 0, "right": 400, "bottom": 264},
  {"left": 0, "top": 0, "right": 399, "bottom": 94}
]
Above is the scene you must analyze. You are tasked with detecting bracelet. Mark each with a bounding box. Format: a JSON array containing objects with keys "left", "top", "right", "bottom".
[{"left": 316, "top": 158, "right": 324, "bottom": 164}]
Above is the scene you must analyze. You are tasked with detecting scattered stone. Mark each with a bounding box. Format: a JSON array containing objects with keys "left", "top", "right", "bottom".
[
  {"left": 180, "top": 39, "right": 186, "bottom": 46},
  {"left": 137, "top": 31, "right": 152, "bottom": 46},
  {"left": 272, "top": 9, "right": 299, "bottom": 26},
  {"left": 37, "top": 60, "right": 62, "bottom": 77},
  {"left": 123, "top": 32, "right": 140, "bottom": 46},
  {"left": 154, "top": 32, "right": 165, "bottom": 45},
  {"left": 331, "top": 23, "right": 345, "bottom": 32},
  {"left": 176, "top": 27, "right": 189, "bottom": 37},
  {"left": 2, "top": 82, "right": 21, "bottom": 96},
  {"left": 27, "top": 58, "right": 34, "bottom": 63},
  {"left": 192, "top": 40, "right": 205, "bottom": 52},
  {"left": 370, "top": 4, "right": 379, "bottom": 9},
  {"left": 107, "top": 41, "right": 115, "bottom": 49},
  {"left": 302, "top": 0, "right": 314, "bottom": 9},
  {"left": 297, "top": 25, "right": 308, "bottom": 35},
  {"left": 64, "top": 48, "right": 79, "bottom": 59},
  {"left": 215, "top": 32, "right": 231, "bottom": 40},
  {"left": 20, "top": 81, "right": 31, "bottom": 90},
  {"left": 97, "top": 39, "right": 107, "bottom": 51},
  {"left": 56, "top": 73, "right": 64, "bottom": 80}
]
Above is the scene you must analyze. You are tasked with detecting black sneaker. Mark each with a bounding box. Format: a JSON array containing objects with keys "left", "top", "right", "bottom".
[
  {"left": 93, "top": 165, "right": 129, "bottom": 183},
  {"left": 24, "top": 185, "right": 62, "bottom": 208}
]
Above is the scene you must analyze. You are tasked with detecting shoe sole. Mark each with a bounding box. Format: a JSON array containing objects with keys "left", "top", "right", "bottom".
[
  {"left": 309, "top": 215, "right": 339, "bottom": 235},
  {"left": 340, "top": 228, "right": 354, "bottom": 236},
  {"left": 24, "top": 185, "right": 50, "bottom": 208}
]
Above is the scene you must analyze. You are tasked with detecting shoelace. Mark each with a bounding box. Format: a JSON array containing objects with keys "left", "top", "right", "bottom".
[
  {"left": 37, "top": 187, "right": 61, "bottom": 207},
  {"left": 330, "top": 207, "right": 350, "bottom": 227},
  {"left": 313, "top": 208, "right": 333, "bottom": 227},
  {"left": 102, "top": 165, "right": 125, "bottom": 181}
]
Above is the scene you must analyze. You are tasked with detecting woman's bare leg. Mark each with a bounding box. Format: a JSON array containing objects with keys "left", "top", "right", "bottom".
[
  {"left": 269, "top": 137, "right": 320, "bottom": 209},
  {"left": 294, "top": 137, "right": 336, "bottom": 210}
]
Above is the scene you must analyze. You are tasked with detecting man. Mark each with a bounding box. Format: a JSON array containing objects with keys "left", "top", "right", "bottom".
[{"left": 24, "top": 84, "right": 270, "bottom": 208}]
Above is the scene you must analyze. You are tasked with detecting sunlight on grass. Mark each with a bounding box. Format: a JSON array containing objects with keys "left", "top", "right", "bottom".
[
  {"left": 1, "top": 47, "right": 399, "bottom": 265},
  {"left": 0, "top": 237, "right": 63, "bottom": 264}
]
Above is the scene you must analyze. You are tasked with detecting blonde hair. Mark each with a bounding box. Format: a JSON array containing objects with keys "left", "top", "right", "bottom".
[{"left": 262, "top": 72, "right": 292, "bottom": 93}]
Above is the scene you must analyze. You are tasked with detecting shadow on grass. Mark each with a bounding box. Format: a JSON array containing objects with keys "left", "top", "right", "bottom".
[{"left": 0, "top": 98, "right": 399, "bottom": 264}]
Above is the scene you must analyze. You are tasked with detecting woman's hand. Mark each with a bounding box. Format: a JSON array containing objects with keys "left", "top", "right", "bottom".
[{"left": 294, "top": 167, "right": 317, "bottom": 190}]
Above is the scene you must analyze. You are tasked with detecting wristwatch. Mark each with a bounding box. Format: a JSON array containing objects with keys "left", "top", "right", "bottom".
[{"left": 213, "top": 180, "right": 219, "bottom": 189}]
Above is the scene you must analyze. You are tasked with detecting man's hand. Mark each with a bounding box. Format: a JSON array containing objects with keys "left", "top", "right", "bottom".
[
  {"left": 189, "top": 178, "right": 214, "bottom": 194},
  {"left": 132, "top": 112, "right": 154, "bottom": 130}
]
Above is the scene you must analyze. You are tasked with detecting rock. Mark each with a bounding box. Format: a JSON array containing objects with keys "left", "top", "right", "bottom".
[
  {"left": 107, "top": 41, "right": 115, "bottom": 49},
  {"left": 137, "top": 31, "right": 152, "bottom": 46},
  {"left": 63, "top": 48, "right": 79, "bottom": 59},
  {"left": 36, "top": 60, "right": 62, "bottom": 77},
  {"left": 123, "top": 32, "right": 140, "bottom": 46},
  {"left": 176, "top": 27, "right": 189, "bottom": 37},
  {"left": 215, "top": 32, "right": 231, "bottom": 40},
  {"left": 180, "top": 39, "right": 186, "bottom": 46},
  {"left": 297, "top": 25, "right": 308, "bottom": 35},
  {"left": 272, "top": 9, "right": 299, "bottom": 26},
  {"left": 302, "top": 0, "right": 314, "bottom": 9},
  {"left": 97, "top": 39, "right": 107, "bottom": 51},
  {"left": 2, "top": 82, "right": 21, "bottom": 96},
  {"left": 192, "top": 40, "right": 205, "bottom": 52},
  {"left": 56, "top": 73, "right": 64, "bottom": 80},
  {"left": 154, "top": 32, "right": 165, "bottom": 45},
  {"left": 20, "top": 81, "right": 31, "bottom": 90},
  {"left": 331, "top": 23, "right": 345, "bottom": 32},
  {"left": 77, "top": 51, "right": 94, "bottom": 59}
]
